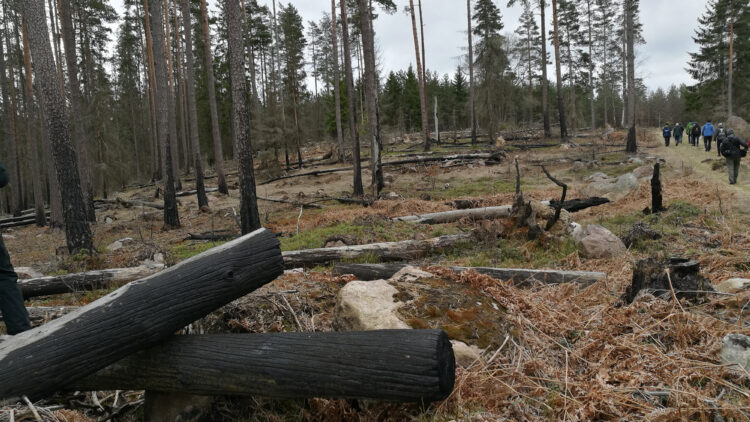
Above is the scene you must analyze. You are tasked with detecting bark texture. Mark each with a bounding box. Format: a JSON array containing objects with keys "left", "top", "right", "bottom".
[{"left": 339, "top": 0, "right": 363, "bottom": 195}]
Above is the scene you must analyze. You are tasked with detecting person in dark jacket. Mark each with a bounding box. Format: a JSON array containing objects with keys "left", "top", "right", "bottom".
[
  {"left": 662, "top": 123, "right": 672, "bottom": 146},
  {"left": 721, "top": 129, "right": 749, "bottom": 185},
  {"left": 703, "top": 120, "right": 716, "bottom": 152},
  {"left": 0, "top": 163, "right": 30, "bottom": 335},
  {"left": 687, "top": 122, "right": 695, "bottom": 145},
  {"left": 716, "top": 123, "right": 727, "bottom": 157},
  {"left": 691, "top": 122, "right": 702, "bottom": 147},
  {"left": 673, "top": 123, "right": 684, "bottom": 146}
]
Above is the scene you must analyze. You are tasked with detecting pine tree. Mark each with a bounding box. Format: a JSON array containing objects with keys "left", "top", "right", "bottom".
[
  {"left": 625, "top": 0, "right": 638, "bottom": 152},
  {"left": 278, "top": 4, "right": 307, "bottom": 169},
  {"left": 360, "top": 0, "right": 384, "bottom": 191},
  {"left": 513, "top": 2, "right": 541, "bottom": 125},
  {"left": 551, "top": 0, "right": 568, "bottom": 138},
  {"left": 340, "top": 0, "right": 363, "bottom": 196},
  {"left": 473, "top": 0, "right": 509, "bottom": 143},
  {"left": 409, "top": 0, "right": 430, "bottom": 152},
  {"left": 466, "top": 0, "right": 477, "bottom": 143},
  {"left": 331, "top": 0, "right": 345, "bottom": 163}
]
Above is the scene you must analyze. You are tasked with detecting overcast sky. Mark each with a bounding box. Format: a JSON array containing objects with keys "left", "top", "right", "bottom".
[{"left": 109, "top": 0, "right": 710, "bottom": 92}]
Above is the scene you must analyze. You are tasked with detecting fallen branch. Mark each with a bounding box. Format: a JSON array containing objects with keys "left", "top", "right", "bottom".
[
  {"left": 332, "top": 263, "right": 606, "bottom": 287},
  {"left": 259, "top": 167, "right": 353, "bottom": 186},
  {"left": 73, "top": 330, "right": 455, "bottom": 402},
  {"left": 95, "top": 198, "right": 164, "bottom": 210},
  {"left": 257, "top": 197, "right": 323, "bottom": 209},
  {"left": 282, "top": 234, "right": 472, "bottom": 269},
  {"left": 541, "top": 166, "right": 567, "bottom": 231},
  {"left": 185, "top": 232, "right": 240, "bottom": 241},
  {"left": 18, "top": 265, "right": 165, "bottom": 299},
  {"left": 175, "top": 188, "right": 219, "bottom": 197},
  {"left": 0, "top": 229, "right": 284, "bottom": 400},
  {"left": 393, "top": 206, "right": 513, "bottom": 224},
  {"left": 549, "top": 197, "right": 610, "bottom": 212}
]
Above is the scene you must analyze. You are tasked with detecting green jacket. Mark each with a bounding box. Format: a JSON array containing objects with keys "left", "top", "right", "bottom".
[{"left": 673, "top": 125, "right": 684, "bottom": 137}]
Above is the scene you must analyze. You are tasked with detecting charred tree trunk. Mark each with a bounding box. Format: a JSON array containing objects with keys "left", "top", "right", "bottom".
[
  {"left": 540, "top": 0, "right": 551, "bottom": 138},
  {"left": 58, "top": 0, "right": 95, "bottom": 222},
  {"left": 0, "top": 11, "right": 22, "bottom": 217},
  {"left": 0, "top": 229, "right": 283, "bottom": 401},
  {"left": 20, "top": 23, "right": 45, "bottom": 227},
  {"left": 651, "top": 163, "right": 664, "bottom": 213},
  {"left": 331, "top": 0, "right": 345, "bottom": 163},
  {"left": 226, "top": 0, "right": 261, "bottom": 234},
  {"left": 199, "top": 0, "right": 228, "bottom": 195},
  {"left": 551, "top": 0, "right": 568, "bottom": 139},
  {"left": 20, "top": 0, "right": 93, "bottom": 253},
  {"left": 180, "top": 0, "right": 208, "bottom": 208},
  {"left": 360, "top": 0, "right": 384, "bottom": 193},
  {"left": 340, "top": 0, "right": 363, "bottom": 196},
  {"left": 163, "top": 0, "right": 183, "bottom": 193},
  {"left": 149, "top": 0, "right": 180, "bottom": 228},
  {"left": 625, "top": 0, "right": 637, "bottom": 153}
]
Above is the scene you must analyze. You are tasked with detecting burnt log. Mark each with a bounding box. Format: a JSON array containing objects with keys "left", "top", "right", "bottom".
[
  {"left": 651, "top": 163, "right": 664, "bottom": 213},
  {"left": 621, "top": 258, "right": 714, "bottom": 305},
  {"left": 393, "top": 206, "right": 513, "bottom": 224},
  {"left": 18, "top": 265, "right": 164, "bottom": 299},
  {"left": 282, "top": 234, "right": 472, "bottom": 269},
  {"left": 549, "top": 197, "right": 610, "bottom": 212},
  {"left": 0, "top": 229, "right": 284, "bottom": 400},
  {"left": 73, "top": 330, "right": 455, "bottom": 402},
  {"left": 333, "top": 263, "right": 606, "bottom": 287}
]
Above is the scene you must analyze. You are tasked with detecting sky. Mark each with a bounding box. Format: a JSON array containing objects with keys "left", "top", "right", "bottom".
[{"left": 109, "top": 0, "right": 711, "bottom": 92}]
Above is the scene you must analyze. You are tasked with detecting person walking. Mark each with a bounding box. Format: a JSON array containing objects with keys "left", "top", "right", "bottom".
[
  {"left": 702, "top": 120, "right": 716, "bottom": 152},
  {"left": 720, "top": 129, "right": 749, "bottom": 184},
  {"left": 673, "top": 123, "right": 684, "bottom": 146},
  {"left": 0, "top": 163, "right": 30, "bottom": 336},
  {"left": 662, "top": 123, "right": 672, "bottom": 147},
  {"left": 686, "top": 122, "right": 694, "bottom": 145},
  {"left": 691, "top": 122, "right": 702, "bottom": 147},
  {"left": 716, "top": 123, "right": 727, "bottom": 157}
]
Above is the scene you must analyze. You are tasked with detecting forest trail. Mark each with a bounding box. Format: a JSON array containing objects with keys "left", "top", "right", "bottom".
[{"left": 657, "top": 138, "right": 750, "bottom": 212}]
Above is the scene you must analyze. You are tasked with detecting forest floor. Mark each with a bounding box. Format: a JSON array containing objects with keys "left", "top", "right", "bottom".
[{"left": 2, "top": 129, "right": 750, "bottom": 421}]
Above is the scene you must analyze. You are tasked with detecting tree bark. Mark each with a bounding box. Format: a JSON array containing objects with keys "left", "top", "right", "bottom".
[
  {"left": 58, "top": 0, "right": 96, "bottom": 222},
  {"left": 180, "top": 0, "right": 208, "bottom": 208},
  {"left": 728, "top": 6, "right": 734, "bottom": 118},
  {"left": 409, "top": 0, "right": 431, "bottom": 152},
  {"left": 331, "top": 0, "right": 345, "bottom": 163},
  {"left": 20, "top": 0, "right": 93, "bottom": 253},
  {"left": 73, "top": 330, "right": 455, "bottom": 402},
  {"left": 226, "top": 0, "right": 261, "bottom": 234},
  {"left": 19, "top": 265, "right": 164, "bottom": 299},
  {"left": 359, "top": 0, "right": 383, "bottom": 193},
  {"left": 467, "top": 0, "right": 477, "bottom": 144},
  {"left": 540, "top": 0, "right": 551, "bottom": 137},
  {"left": 0, "top": 10, "right": 22, "bottom": 216},
  {"left": 339, "top": 0, "right": 364, "bottom": 196},
  {"left": 199, "top": 0, "right": 228, "bottom": 194},
  {"left": 625, "top": 0, "right": 637, "bottom": 153},
  {"left": 0, "top": 229, "right": 283, "bottom": 401},
  {"left": 149, "top": 0, "right": 180, "bottom": 228},
  {"left": 163, "top": 0, "right": 183, "bottom": 192},
  {"left": 551, "top": 0, "right": 568, "bottom": 139},
  {"left": 141, "top": 0, "right": 161, "bottom": 182}
]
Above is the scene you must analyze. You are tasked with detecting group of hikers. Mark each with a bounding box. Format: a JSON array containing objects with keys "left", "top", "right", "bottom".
[{"left": 663, "top": 120, "right": 749, "bottom": 185}]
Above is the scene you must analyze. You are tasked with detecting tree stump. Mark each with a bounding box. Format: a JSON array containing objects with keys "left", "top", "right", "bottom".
[
  {"left": 651, "top": 163, "right": 664, "bottom": 213},
  {"left": 621, "top": 258, "right": 714, "bottom": 304}
]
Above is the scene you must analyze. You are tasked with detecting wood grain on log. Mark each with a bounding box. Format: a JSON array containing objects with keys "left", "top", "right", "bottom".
[
  {"left": 333, "top": 263, "right": 606, "bottom": 286},
  {"left": 0, "top": 229, "right": 283, "bottom": 400},
  {"left": 73, "top": 330, "right": 455, "bottom": 402},
  {"left": 18, "top": 265, "right": 164, "bottom": 299},
  {"left": 282, "top": 234, "right": 471, "bottom": 269}
]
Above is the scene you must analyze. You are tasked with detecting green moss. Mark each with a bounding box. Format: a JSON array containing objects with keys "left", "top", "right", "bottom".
[{"left": 437, "top": 237, "right": 576, "bottom": 269}]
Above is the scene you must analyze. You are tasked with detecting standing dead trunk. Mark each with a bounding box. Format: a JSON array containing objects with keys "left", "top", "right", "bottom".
[
  {"left": 540, "top": 0, "right": 551, "bottom": 138},
  {"left": 20, "top": 0, "right": 93, "bottom": 252},
  {"left": 21, "top": 23, "right": 46, "bottom": 227},
  {"left": 141, "top": 0, "right": 161, "bottom": 182},
  {"left": 359, "top": 0, "right": 384, "bottom": 193},
  {"left": 199, "top": 0, "right": 228, "bottom": 194},
  {"left": 466, "top": 0, "right": 477, "bottom": 144},
  {"left": 173, "top": 1, "right": 190, "bottom": 176},
  {"left": 226, "top": 0, "right": 261, "bottom": 234},
  {"left": 163, "top": 0, "right": 183, "bottom": 192},
  {"left": 551, "top": 0, "right": 568, "bottom": 139},
  {"left": 149, "top": 0, "right": 180, "bottom": 228},
  {"left": 625, "top": 0, "right": 637, "bottom": 153},
  {"left": 408, "top": 0, "right": 430, "bottom": 152},
  {"left": 0, "top": 10, "right": 22, "bottom": 216},
  {"left": 340, "top": 0, "right": 363, "bottom": 196},
  {"left": 181, "top": 0, "right": 208, "bottom": 208},
  {"left": 58, "top": 0, "right": 95, "bottom": 222},
  {"left": 331, "top": 0, "right": 345, "bottom": 163},
  {"left": 39, "top": 112, "right": 63, "bottom": 228}
]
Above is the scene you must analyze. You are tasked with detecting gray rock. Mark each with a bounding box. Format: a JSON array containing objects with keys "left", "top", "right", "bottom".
[
  {"left": 450, "top": 340, "right": 483, "bottom": 367},
  {"left": 576, "top": 225, "right": 627, "bottom": 259},
  {"left": 15, "top": 267, "right": 44, "bottom": 279},
  {"left": 628, "top": 157, "right": 644, "bottom": 165},
  {"left": 582, "top": 173, "right": 639, "bottom": 201},
  {"left": 721, "top": 334, "right": 750, "bottom": 372},
  {"left": 333, "top": 279, "right": 410, "bottom": 331},
  {"left": 105, "top": 237, "right": 136, "bottom": 252},
  {"left": 383, "top": 191, "right": 401, "bottom": 200},
  {"left": 632, "top": 165, "right": 654, "bottom": 180},
  {"left": 715, "top": 278, "right": 750, "bottom": 294}
]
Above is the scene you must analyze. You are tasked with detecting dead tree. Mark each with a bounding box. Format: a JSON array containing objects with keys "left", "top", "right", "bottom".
[
  {"left": 541, "top": 165, "right": 567, "bottom": 230},
  {"left": 651, "top": 163, "right": 664, "bottom": 213}
]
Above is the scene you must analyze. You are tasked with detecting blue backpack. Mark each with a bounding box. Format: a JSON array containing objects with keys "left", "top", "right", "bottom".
[{"left": 663, "top": 126, "right": 671, "bottom": 137}]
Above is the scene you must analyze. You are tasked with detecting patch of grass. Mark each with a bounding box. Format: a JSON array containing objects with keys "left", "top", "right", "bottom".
[
  {"left": 601, "top": 163, "right": 641, "bottom": 178},
  {"left": 280, "top": 222, "right": 364, "bottom": 251},
  {"left": 415, "top": 176, "right": 518, "bottom": 200},
  {"left": 171, "top": 240, "right": 226, "bottom": 260},
  {"left": 437, "top": 237, "right": 576, "bottom": 269}
]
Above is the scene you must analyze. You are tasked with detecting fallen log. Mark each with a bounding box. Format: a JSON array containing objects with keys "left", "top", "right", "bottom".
[
  {"left": 95, "top": 197, "right": 164, "bottom": 210},
  {"left": 175, "top": 187, "right": 219, "bottom": 197},
  {"left": 393, "top": 206, "right": 513, "bottom": 224},
  {"left": 0, "top": 211, "right": 50, "bottom": 225},
  {"left": 282, "top": 234, "right": 472, "bottom": 269},
  {"left": 185, "top": 232, "right": 240, "bottom": 241},
  {"left": 0, "top": 229, "right": 284, "bottom": 400},
  {"left": 257, "top": 196, "right": 323, "bottom": 209},
  {"left": 259, "top": 167, "right": 354, "bottom": 186},
  {"left": 72, "top": 330, "right": 455, "bottom": 402},
  {"left": 549, "top": 197, "right": 610, "bottom": 212},
  {"left": 0, "top": 218, "right": 42, "bottom": 229},
  {"left": 333, "top": 263, "right": 606, "bottom": 286},
  {"left": 18, "top": 265, "right": 165, "bottom": 299}
]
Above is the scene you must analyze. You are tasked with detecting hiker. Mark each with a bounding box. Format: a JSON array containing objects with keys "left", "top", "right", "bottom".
[
  {"left": 0, "top": 162, "right": 30, "bottom": 336},
  {"left": 716, "top": 123, "right": 727, "bottom": 157},
  {"left": 702, "top": 120, "right": 716, "bottom": 152},
  {"left": 662, "top": 123, "right": 672, "bottom": 147},
  {"left": 686, "top": 122, "right": 694, "bottom": 145},
  {"left": 673, "top": 123, "right": 684, "bottom": 146},
  {"left": 719, "top": 129, "right": 749, "bottom": 185},
  {"left": 691, "top": 122, "right": 702, "bottom": 147}
]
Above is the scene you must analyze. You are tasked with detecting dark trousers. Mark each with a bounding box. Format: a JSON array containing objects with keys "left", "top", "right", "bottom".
[
  {"left": 704, "top": 135, "right": 713, "bottom": 151},
  {"left": 0, "top": 235, "right": 30, "bottom": 334},
  {"left": 664, "top": 136, "right": 670, "bottom": 146},
  {"left": 675, "top": 134, "right": 683, "bottom": 145},
  {"left": 727, "top": 156, "right": 741, "bottom": 184}
]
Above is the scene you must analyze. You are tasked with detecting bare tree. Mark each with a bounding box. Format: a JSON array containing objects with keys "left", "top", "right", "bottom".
[
  {"left": 340, "top": 0, "right": 364, "bottom": 196},
  {"left": 225, "top": 0, "right": 261, "bottom": 233},
  {"left": 408, "top": 0, "right": 430, "bottom": 151},
  {"left": 180, "top": 0, "right": 208, "bottom": 208},
  {"left": 149, "top": 0, "right": 180, "bottom": 228},
  {"left": 199, "top": 0, "right": 228, "bottom": 194},
  {"left": 467, "top": 0, "right": 477, "bottom": 144},
  {"left": 19, "top": 0, "right": 93, "bottom": 252},
  {"left": 331, "top": 0, "right": 345, "bottom": 163}
]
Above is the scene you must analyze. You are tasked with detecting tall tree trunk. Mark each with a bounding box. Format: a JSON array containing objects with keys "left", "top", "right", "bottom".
[
  {"left": 0, "top": 10, "right": 22, "bottom": 216},
  {"left": 359, "top": 0, "right": 383, "bottom": 193},
  {"left": 173, "top": 0, "right": 190, "bottom": 176},
  {"left": 21, "top": 23, "right": 46, "bottom": 227},
  {"left": 540, "top": 0, "right": 551, "bottom": 137},
  {"left": 340, "top": 0, "right": 363, "bottom": 196},
  {"left": 551, "top": 0, "right": 567, "bottom": 139},
  {"left": 20, "top": 0, "right": 93, "bottom": 252},
  {"left": 149, "top": 0, "right": 180, "bottom": 228},
  {"left": 40, "top": 109, "right": 63, "bottom": 228},
  {"left": 331, "top": 0, "right": 345, "bottom": 163},
  {"left": 408, "top": 0, "right": 430, "bottom": 152},
  {"left": 181, "top": 0, "right": 208, "bottom": 208},
  {"left": 586, "top": 0, "right": 595, "bottom": 129},
  {"left": 141, "top": 0, "right": 161, "bottom": 182},
  {"left": 163, "top": 0, "right": 183, "bottom": 192},
  {"left": 564, "top": 13, "right": 577, "bottom": 134},
  {"left": 199, "top": 0, "right": 228, "bottom": 194},
  {"left": 728, "top": 5, "right": 734, "bottom": 118},
  {"left": 418, "top": 0, "right": 426, "bottom": 82},
  {"left": 467, "top": 0, "right": 476, "bottom": 144},
  {"left": 58, "top": 0, "right": 96, "bottom": 222},
  {"left": 225, "top": 0, "right": 261, "bottom": 234},
  {"left": 625, "top": 0, "right": 637, "bottom": 153},
  {"left": 48, "top": 0, "right": 64, "bottom": 92}
]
